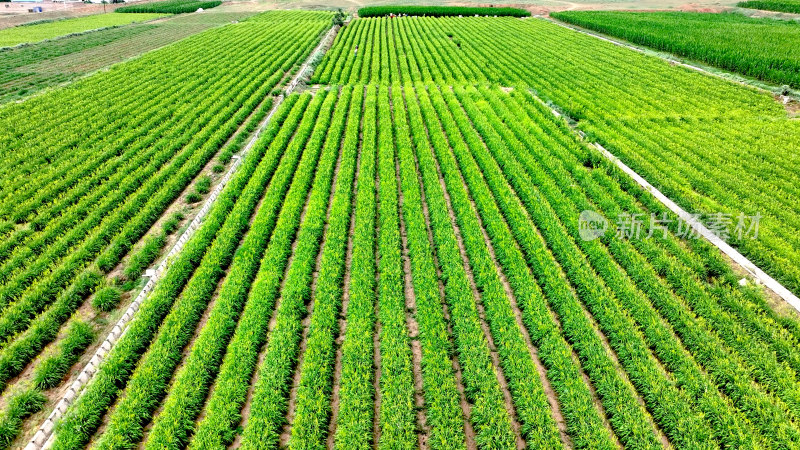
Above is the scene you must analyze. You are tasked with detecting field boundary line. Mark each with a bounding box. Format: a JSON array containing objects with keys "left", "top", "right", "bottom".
[
  {"left": 543, "top": 16, "right": 799, "bottom": 100},
  {"left": 593, "top": 142, "right": 800, "bottom": 312},
  {"left": 26, "top": 21, "right": 339, "bottom": 450}
]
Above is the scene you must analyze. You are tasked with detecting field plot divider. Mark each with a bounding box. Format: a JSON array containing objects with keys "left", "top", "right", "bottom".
[
  {"left": 592, "top": 142, "right": 800, "bottom": 312},
  {"left": 25, "top": 22, "right": 340, "bottom": 450}
]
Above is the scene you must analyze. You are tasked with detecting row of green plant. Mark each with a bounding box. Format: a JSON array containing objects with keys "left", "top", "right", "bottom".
[
  {"left": 284, "top": 85, "right": 362, "bottom": 448},
  {"left": 383, "top": 84, "right": 471, "bottom": 448},
  {"left": 418, "top": 84, "right": 643, "bottom": 448},
  {"left": 458, "top": 85, "right": 800, "bottom": 446},
  {"left": 93, "top": 91, "right": 337, "bottom": 450},
  {"left": 140, "top": 93, "right": 307, "bottom": 449},
  {"left": 116, "top": 0, "right": 220, "bottom": 14},
  {"left": 398, "top": 84, "right": 553, "bottom": 447},
  {"left": 499, "top": 86, "right": 800, "bottom": 446},
  {"left": 402, "top": 84, "right": 568, "bottom": 448},
  {"left": 358, "top": 6, "right": 529, "bottom": 18},
  {"left": 373, "top": 83, "right": 418, "bottom": 449},
  {"left": 123, "top": 211, "right": 184, "bottom": 283},
  {"left": 49, "top": 88, "right": 315, "bottom": 450},
  {"left": 237, "top": 88, "right": 349, "bottom": 448},
  {"left": 331, "top": 85, "right": 379, "bottom": 449}
]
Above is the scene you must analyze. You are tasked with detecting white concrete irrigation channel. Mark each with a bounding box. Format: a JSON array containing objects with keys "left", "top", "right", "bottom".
[
  {"left": 26, "top": 22, "right": 340, "bottom": 450},
  {"left": 535, "top": 20, "right": 799, "bottom": 304}
]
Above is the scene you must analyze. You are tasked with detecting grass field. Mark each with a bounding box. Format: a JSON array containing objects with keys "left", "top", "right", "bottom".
[
  {"left": 2, "top": 7, "right": 800, "bottom": 450},
  {"left": 0, "top": 13, "right": 166, "bottom": 48},
  {"left": 116, "top": 0, "right": 223, "bottom": 14}
]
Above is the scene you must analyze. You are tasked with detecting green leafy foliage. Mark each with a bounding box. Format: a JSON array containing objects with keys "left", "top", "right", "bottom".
[
  {"left": 92, "top": 286, "right": 122, "bottom": 312},
  {"left": 358, "top": 6, "right": 529, "bottom": 18},
  {"left": 33, "top": 320, "right": 94, "bottom": 390},
  {"left": 738, "top": 0, "right": 800, "bottom": 13},
  {"left": 0, "top": 389, "right": 46, "bottom": 449},
  {"left": 116, "top": 0, "right": 221, "bottom": 14},
  {"left": 0, "top": 13, "right": 164, "bottom": 48}
]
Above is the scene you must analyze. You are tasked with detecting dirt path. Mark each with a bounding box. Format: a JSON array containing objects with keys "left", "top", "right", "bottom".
[{"left": 371, "top": 135, "right": 382, "bottom": 449}]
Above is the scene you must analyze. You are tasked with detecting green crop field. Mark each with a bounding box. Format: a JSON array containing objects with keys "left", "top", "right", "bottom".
[
  {"left": 0, "top": 11, "right": 255, "bottom": 104},
  {"left": 116, "top": 0, "right": 222, "bottom": 14},
  {"left": 0, "top": 5, "right": 799, "bottom": 450},
  {"left": 551, "top": 11, "right": 800, "bottom": 88},
  {"left": 315, "top": 15, "right": 800, "bottom": 298},
  {"left": 0, "top": 13, "right": 166, "bottom": 48},
  {"left": 738, "top": 0, "right": 800, "bottom": 13}
]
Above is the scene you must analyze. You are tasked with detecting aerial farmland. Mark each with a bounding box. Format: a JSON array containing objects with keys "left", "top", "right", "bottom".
[{"left": 0, "top": 0, "right": 799, "bottom": 448}]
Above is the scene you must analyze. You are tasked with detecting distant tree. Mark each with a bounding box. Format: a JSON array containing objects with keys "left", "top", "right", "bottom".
[{"left": 333, "top": 8, "right": 345, "bottom": 26}]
